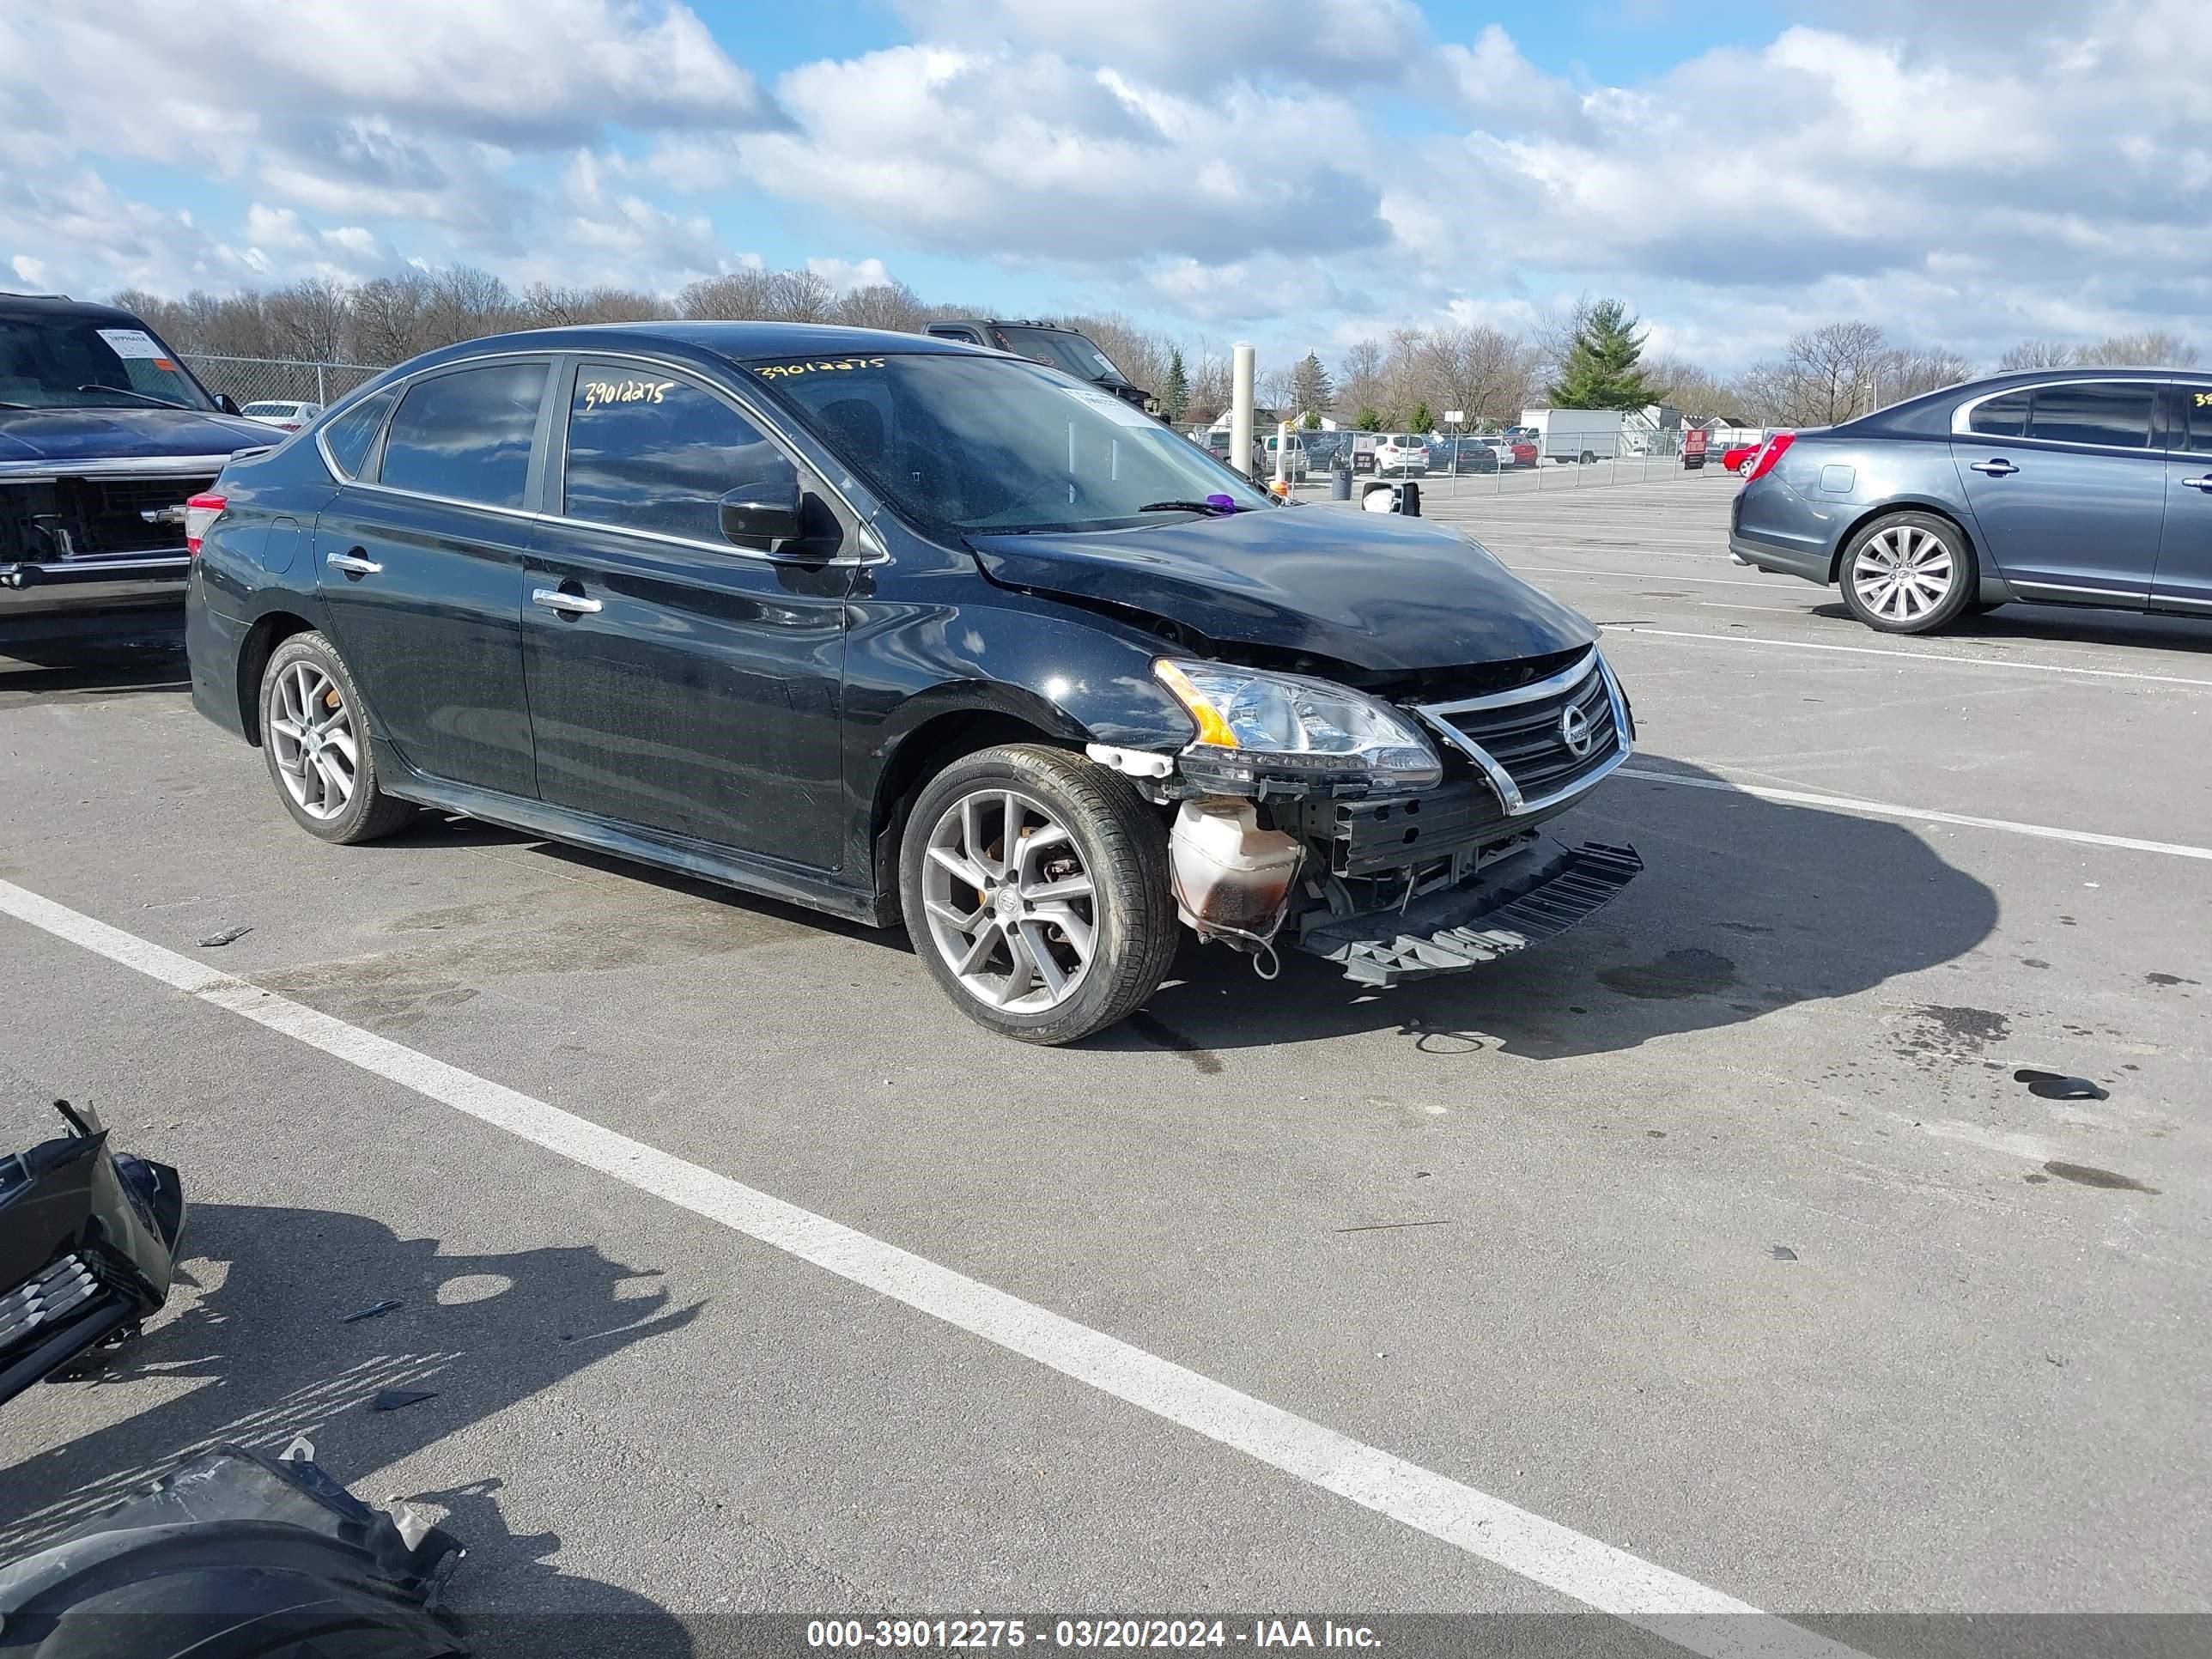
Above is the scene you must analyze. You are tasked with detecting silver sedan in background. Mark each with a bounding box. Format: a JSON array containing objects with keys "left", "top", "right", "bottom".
[{"left": 1730, "top": 367, "right": 2212, "bottom": 634}]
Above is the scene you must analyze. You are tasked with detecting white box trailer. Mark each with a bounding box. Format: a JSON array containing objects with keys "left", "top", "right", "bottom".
[{"left": 1519, "top": 408, "right": 1626, "bottom": 464}]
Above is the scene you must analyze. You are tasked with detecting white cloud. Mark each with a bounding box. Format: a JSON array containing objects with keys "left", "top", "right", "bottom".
[
  {"left": 807, "top": 256, "right": 897, "bottom": 294},
  {"left": 729, "top": 44, "right": 1386, "bottom": 267}
]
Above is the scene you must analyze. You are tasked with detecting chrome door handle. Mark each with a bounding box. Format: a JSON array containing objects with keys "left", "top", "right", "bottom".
[
  {"left": 532, "top": 587, "right": 602, "bottom": 615},
  {"left": 2182, "top": 475, "right": 2212, "bottom": 493},
  {"left": 1970, "top": 459, "right": 2018, "bottom": 477},
  {"left": 325, "top": 550, "right": 382, "bottom": 575}
]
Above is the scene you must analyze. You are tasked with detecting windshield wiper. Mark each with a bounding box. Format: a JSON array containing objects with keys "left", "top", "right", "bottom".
[
  {"left": 1137, "top": 498, "right": 1239, "bottom": 516},
  {"left": 73, "top": 386, "right": 192, "bottom": 410}
]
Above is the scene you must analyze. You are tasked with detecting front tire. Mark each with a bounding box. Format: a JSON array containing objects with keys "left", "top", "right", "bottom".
[
  {"left": 1838, "top": 511, "right": 1976, "bottom": 635},
  {"left": 901, "top": 744, "right": 1176, "bottom": 1045},
  {"left": 258, "top": 631, "right": 418, "bottom": 844}
]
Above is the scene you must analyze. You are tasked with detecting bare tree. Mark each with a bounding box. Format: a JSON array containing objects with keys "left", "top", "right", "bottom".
[
  {"left": 519, "top": 283, "right": 671, "bottom": 327},
  {"left": 1417, "top": 326, "right": 1538, "bottom": 427},
  {"left": 1996, "top": 339, "right": 2076, "bottom": 371},
  {"left": 413, "top": 264, "right": 517, "bottom": 349},
  {"left": 1744, "top": 320, "right": 1889, "bottom": 426},
  {"left": 1531, "top": 291, "right": 1595, "bottom": 382},
  {"left": 833, "top": 281, "right": 928, "bottom": 333},
  {"left": 1874, "top": 346, "right": 1974, "bottom": 407},
  {"left": 112, "top": 289, "right": 193, "bottom": 348},
  {"left": 2075, "top": 329, "right": 2199, "bottom": 368},
  {"left": 1643, "top": 355, "right": 1735, "bottom": 420},
  {"left": 1186, "top": 347, "right": 1231, "bottom": 425},
  {"left": 1336, "top": 337, "right": 1386, "bottom": 422},
  {"left": 349, "top": 272, "right": 430, "bottom": 363},
  {"left": 264, "top": 276, "right": 354, "bottom": 362}
]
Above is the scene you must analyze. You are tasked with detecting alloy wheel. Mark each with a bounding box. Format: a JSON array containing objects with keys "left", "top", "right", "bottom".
[
  {"left": 1850, "top": 524, "right": 1955, "bottom": 624},
  {"left": 920, "top": 787, "right": 1098, "bottom": 1013},
  {"left": 267, "top": 660, "right": 358, "bottom": 821}
]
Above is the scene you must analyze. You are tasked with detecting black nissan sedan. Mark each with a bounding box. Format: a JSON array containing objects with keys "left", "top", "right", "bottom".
[{"left": 186, "top": 323, "right": 1641, "bottom": 1042}]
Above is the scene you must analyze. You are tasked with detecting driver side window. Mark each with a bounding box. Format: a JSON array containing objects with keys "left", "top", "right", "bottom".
[{"left": 562, "top": 364, "right": 788, "bottom": 542}]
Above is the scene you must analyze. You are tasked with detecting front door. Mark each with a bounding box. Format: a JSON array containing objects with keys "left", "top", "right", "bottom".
[
  {"left": 2151, "top": 381, "right": 2212, "bottom": 614},
  {"left": 1951, "top": 379, "right": 2164, "bottom": 605},
  {"left": 314, "top": 358, "right": 549, "bottom": 799},
  {"left": 521, "top": 359, "right": 851, "bottom": 871}
]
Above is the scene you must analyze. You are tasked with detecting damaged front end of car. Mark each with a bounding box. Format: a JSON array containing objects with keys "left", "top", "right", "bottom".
[{"left": 1097, "top": 643, "right": 1643, "bottom": 988}]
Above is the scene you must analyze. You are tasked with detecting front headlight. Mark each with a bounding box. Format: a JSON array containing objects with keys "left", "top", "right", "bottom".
[{"left": 1154, "top": 658, "right": 1442, "bottom": 796}]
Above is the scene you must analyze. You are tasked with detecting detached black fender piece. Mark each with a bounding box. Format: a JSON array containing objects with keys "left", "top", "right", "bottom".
[
  {"left": 0, "top": 1443, "right": 465, "bottom": 1658},
  {"left": 1, "top": 1101, "right": 184, "bottom": 1407}
]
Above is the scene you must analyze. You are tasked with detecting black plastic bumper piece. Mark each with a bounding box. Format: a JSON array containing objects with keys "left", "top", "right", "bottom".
[{"left": 1296, "top": 838, "right": 1644, "bottom": 987}]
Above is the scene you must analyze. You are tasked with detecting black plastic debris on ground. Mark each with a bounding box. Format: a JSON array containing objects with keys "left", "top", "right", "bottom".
[
  {"left": 2014, "top": 1068, "right": 2110, "bottom": 1102},
  {"left": 372, "top": 1388, "right": 438, "bottom": 1413},
  {"left": 198, "top": 923, "right": 252, "bottom": 948},
  {"left": 1769, "top": 1244, "right": 1798, "bottom": 1261},
  {"left": 343, "top": 1298, "right": 403, "bottom": 1324}
]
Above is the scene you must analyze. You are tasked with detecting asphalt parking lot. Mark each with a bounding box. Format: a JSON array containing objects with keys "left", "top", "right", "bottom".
[{"left": 2, "top": 477, "right": 2205, "bottom": 1656}]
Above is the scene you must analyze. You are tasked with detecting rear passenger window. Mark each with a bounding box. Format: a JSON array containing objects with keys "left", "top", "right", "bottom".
[
  {"left": 378, "top": 362, "right": 547, "bottom": 507},
  {"left": 2026, "top": 382, "right": 2153, "bottom": 448},
  {"left": 562, "top": 366, "right": 788, "bottom": 542},
  {"left": 1966, "top": 392, "right": 2028, "bottom": 437},
  {"left": 319, "top": 389, "right": 395, "bottom": 479},
  {"left": 2183, "top": 386, "right": 2212, "bottom": 454}
]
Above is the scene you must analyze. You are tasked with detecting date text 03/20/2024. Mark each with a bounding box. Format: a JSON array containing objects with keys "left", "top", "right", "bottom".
[{"left": 805, "top": 1619, "right": 1382, "bottom": 1650}]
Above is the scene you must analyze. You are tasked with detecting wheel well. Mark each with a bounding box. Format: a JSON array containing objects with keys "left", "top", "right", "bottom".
[
  {"left": 235, "top": 611, "right": 316, "bottom": 744},
  {"left": 868, "top": 709, "right": 1069, "bottom": 915},
  {"left": 1827, "top": 503, "right": 1979, "bottom": 586}
]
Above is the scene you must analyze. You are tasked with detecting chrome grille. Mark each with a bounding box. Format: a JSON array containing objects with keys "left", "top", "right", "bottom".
[{"left": 1409, "top": 649, "right": 1628, "bottom": 815}]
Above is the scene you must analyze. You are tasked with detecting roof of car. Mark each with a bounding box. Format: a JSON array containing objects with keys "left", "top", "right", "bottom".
[
  {"left": 1852, "top": 362, "right": 2200, "bottom": 438},
  {"left": 0, "top": 291, "right": 163, "bottom": 327},
  {"left": 390, "top": 320, "right": 988, "bottom": 380}
]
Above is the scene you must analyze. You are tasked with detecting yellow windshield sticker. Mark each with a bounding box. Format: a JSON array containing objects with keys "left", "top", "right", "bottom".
[
  {"left": 2196, "top": 391, "right": 2212, "bottom": 409},
  {"left": 580, "top": 378, "right": 675, "bottom": 410},
  {"left": 755, "top": 357, "right": 888, "bottom": 380}
]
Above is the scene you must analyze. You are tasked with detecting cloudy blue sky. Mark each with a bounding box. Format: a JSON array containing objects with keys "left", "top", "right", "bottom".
[{"left": 2, "top": 0, "right": 2204, "bottom": 368}]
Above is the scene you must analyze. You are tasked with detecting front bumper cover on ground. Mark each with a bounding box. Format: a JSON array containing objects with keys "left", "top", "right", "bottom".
[{"left": 1295, "top": 836, "right": 1644, "bottom": 987}]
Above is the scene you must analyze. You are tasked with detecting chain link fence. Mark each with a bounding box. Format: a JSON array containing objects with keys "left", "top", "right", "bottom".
[{"left": 181, "top": 355, "right": 386, "bottom": 410}]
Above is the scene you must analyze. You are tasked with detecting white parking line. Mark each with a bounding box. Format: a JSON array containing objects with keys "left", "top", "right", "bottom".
[
  {"left": 1602, "top": 625, "right": 2212, "bottom": 690},
  {"left": 1511, "top": 567, "right": 1793, "bottom": 590},
  {"left": 1618, "top": 769, "right": 2212, "bottom": 861},
  {"left": 0, "top": 873, "right": 1863, "bottom": 1659}
]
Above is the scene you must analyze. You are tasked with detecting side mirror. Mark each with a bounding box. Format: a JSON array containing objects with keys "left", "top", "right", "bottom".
[
  {"left": 720, "top": 477, "right": 806, "bottom": 555},
  {"left": 214, "top": 393, "right": 243, "bottom": 416}
]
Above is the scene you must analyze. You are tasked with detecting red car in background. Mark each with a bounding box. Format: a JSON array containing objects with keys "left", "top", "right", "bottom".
[{"left": 1722, "top": 442, "right": 1764, "bottom": 472}]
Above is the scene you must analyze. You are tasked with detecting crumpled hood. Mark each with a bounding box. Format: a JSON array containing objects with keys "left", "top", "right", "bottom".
[
  {"left": 0, "top": 406, "right": 271, "bottom": 465},
  {"left": 968, "top": 505, "right": 1596, "bottom": 672}
]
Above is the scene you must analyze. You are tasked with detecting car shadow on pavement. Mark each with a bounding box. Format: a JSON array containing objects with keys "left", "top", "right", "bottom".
[
  {"left": 0, "top": 619, "right": 189, "bottom": 701},
  {"left": 0, "top": 1201, "right": 702, "bottom": 1568},
  {"left": 1107, "top": 757, "right": 2000, "bottom": 1060}
]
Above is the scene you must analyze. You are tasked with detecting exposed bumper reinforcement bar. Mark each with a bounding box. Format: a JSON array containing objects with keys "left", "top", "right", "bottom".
[{"left": 1295, "top": 837, "right": 1644, "bottom": 987}]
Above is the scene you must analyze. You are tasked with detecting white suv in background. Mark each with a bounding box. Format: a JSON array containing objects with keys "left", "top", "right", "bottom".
[{"left": 1374, "top": 434, "right": 1429, "bottom": 476}]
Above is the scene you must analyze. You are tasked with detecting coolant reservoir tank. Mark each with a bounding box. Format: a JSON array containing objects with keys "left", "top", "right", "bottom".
[{"left": 1169, "top": 798, "right": 1303, "bottom": 935}]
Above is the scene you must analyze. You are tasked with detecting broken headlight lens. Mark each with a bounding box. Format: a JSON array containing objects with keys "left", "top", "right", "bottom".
[{"left": 1154, "top": 659, "right": 1442, "bottom": 796}]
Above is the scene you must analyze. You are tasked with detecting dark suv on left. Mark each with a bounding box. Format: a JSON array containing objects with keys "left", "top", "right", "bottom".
[{"left": 1, "top": 293, "right": 268, "bottom": 618}]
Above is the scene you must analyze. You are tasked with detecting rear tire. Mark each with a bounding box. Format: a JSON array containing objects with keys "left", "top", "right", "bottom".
[
  {"left": 1838, "top": 511, "right": 1977, "bottom": 635},
  {"left": 258, "top": 631, "right": 418, "bottom": 844},
  {"left": 901, "top": 744, "right": 1176, "bottom": 1045}
]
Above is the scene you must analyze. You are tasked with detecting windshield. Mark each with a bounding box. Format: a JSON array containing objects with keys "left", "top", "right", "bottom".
[
  {"left": 0, "top": 316, "right": 210, "bottom": 410},
  {"left": 749, "top": 352, "right": 1273, "bottom": 533},
  {"left": 992, "top": 326, "right": 1128, "bottom": 385}
]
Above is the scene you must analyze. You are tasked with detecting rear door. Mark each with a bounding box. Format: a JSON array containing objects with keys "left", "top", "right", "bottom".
[
  {"left": 1951, "top": 380, "right": 2164, "bottom": 605},
  {"left": 2150, "top": 380, "right": 2212, "bottom": 613},
  {"left": 314, "top": 357, "right": 550, "bottom": 798},
  {"left": 522, "top": 357, "right": 853, "bottom": 870}
]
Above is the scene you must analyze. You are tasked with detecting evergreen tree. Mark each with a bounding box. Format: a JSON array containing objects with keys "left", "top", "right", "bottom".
[
  {"left": 1355, "top": 407, "right": 1385, "bottom": 431},
  {"left": 1290, "top": 351, "right": 1334, "bottom": 419},
  {"left": 1407, "top": 399, "right": 1434, "bottom": 434},
  {"left": 1547, "top": 299, "right": 1659, "bottom": 410},
  {"left": 1301, "top": 410, "right": 1321, "bottom": 430},
  {"left": 1159, "top": 347, "right": 1190, "bottom": 422}
]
